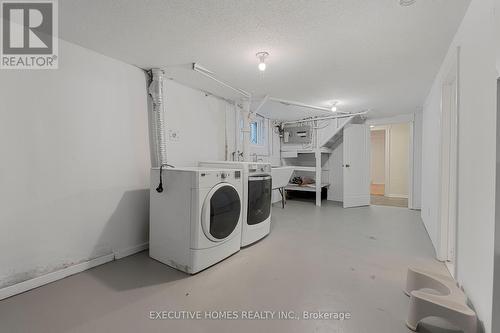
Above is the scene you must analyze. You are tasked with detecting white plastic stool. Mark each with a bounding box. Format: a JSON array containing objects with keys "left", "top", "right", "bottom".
[{"left": 405, "top": 266, "right": 477, "bottom": 333}]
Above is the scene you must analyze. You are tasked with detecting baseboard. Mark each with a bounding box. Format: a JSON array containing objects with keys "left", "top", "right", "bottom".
[
  {"left": 444, "top": 261, "right": 456, "bottom": 279},
  {"left": 0, "top": 253, "right": 114, "bottom": 301},
  {"left": 385, "top": 194, "right": 409, "bottom": 199},
  {"left": 114, "top": 242, "right": 149, "bottom": 259},
  {"left": 0, "top": 242, "right": 150, "bottom": 301}
]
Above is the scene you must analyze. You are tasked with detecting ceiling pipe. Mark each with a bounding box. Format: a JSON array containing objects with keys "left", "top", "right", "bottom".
[
  {"left": 280, "top": 110, "right": 368, "bottom": 126},
  {"left": 192, "top": 63, "right": 251, "bottom": 99},
  {"left": 191, "top": 63, "right": 254, "bottom": 161},
  {"left": 241, "top": 99, "right": 253, "bottom": 162},
  {"left": 252, "top": 94, "right": 269, "bottom": 114},
  {"left": 268, "top": 97, "right": 333, "bottom": 113},
  {"left": 191, "top": 63, "right": 349, "bottom": 118},
  {"left": 190, "top": 62, "right": 370, "bottom": 159}
]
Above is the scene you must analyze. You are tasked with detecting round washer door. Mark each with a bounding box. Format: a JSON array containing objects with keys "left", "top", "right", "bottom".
[{"left": 201, "top": 183, "right": 241, "bottom": 242}]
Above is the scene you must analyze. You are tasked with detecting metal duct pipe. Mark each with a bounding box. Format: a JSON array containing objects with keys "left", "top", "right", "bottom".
[
  {"left": 241, "top": 99, "right": 252, "bottom": 162},
  {"left": 149, "top": 69, "right": 168, "bottom": 167}
]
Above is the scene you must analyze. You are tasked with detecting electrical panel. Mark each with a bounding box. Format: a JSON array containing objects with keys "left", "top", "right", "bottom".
[{"left": 283, "top": 124, "right": 313, "bottom": 144}]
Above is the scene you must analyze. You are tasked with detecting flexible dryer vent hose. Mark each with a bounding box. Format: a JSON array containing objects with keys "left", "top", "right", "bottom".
[
  {"left": 148, "top": 69, "right": 168, "bottom": 167},
  {"left": 148, "top": 69, "right": 173, "bottom": 193}
]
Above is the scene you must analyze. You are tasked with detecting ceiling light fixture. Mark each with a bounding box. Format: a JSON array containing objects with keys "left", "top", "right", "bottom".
[
  {"left": 399, "top": 0, "right": 416, "bottom": 6},
  {"left": 330, "top": 101, "right": 339, "bottom": 112},
  {"left": 256, "top": 51, "right": 269, "bottom": 72}
]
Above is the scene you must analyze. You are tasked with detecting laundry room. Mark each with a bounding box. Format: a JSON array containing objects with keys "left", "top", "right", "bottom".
[{"left": 1, "top": 1, "right": 500, "bottom": 333}]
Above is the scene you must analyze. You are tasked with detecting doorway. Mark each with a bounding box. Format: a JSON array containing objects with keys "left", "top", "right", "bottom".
[{"left": 369, "top": 123, "right": 410, "bottom": 208}]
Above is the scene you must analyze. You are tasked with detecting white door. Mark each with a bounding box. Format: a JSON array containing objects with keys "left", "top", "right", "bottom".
[{"left": 343, "top": 124, "right": 370, "bottom": 208}]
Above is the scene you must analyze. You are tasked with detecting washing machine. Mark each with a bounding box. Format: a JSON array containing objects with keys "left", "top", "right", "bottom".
[
  {"left": 149, "top": 167, "right": 243, "bottom": 274},
  {"left": 199, "top": 161, "right": 272, "bottom": 246}
]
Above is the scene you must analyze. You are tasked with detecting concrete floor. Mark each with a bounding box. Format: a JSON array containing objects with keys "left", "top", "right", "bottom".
[{"left": 0, "top": 201, "right": 454, "bottom": 333}]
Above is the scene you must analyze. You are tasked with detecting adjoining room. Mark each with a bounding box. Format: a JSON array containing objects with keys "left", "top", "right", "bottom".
[
  {"left": 370, "top": 123, "right": 410, "bottom": 208},
  {"left": 0, "top": 1, "right": 499, "bottom": 333}
]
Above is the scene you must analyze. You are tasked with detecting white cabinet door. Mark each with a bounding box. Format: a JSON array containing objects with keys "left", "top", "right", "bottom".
[{"left": 343, "top": 124, "right": 370, "bottom": 208}]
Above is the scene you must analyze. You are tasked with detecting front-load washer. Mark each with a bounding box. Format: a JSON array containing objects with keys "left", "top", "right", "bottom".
[
  {"left": 149, "top": 167, "right": 243, "bottom": 274},
  {"left": 199, "top": 161, "right": 272, "bottom": 246}
]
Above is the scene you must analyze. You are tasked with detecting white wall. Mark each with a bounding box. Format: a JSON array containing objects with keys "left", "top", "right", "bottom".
[
  {"left": 421, "top": 1, "right": 497, "bottom": 331},
  {"left": 421, "top": 87, "right": 441, "bottom": 246},
  {"left": 497, "top": 2, "right": 500, "bottom": 75},
  {"left": 387, "top": 123, "right": 409, "bottom": 198},
  {"left": 495, "top": 5, "right": 500, "bottom": 328},
  {"left": 0, "top": 40, "right": 150, "bottom": 289},
  {"left": 370, "top": 130, "right": 385, "bottom": 185},
  {"left": 493, "top": 79, "right": 500, "bottom": 333},
  {"left": 413, "top": 111, "right": 423, "bottom": 209},
  {"left": 163, "top": 80, "right": 230, "bottom": 166}
]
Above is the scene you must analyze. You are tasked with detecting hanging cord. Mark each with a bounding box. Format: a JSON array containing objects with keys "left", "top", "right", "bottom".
[{"left": 156, "top": 163, "right": 175, "bottom": 193}]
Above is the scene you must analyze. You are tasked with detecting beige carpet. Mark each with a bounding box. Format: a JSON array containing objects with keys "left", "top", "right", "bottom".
[{"left": 371, "top": 195, "right": 408, "bottom": 208}]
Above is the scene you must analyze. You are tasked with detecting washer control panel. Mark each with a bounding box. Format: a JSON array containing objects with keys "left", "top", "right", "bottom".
[
  {"left": 248, "top": 163, "right": 271, "bottom": 175},
  {"left": 198, "top": 170, "right": 242, "bottom": 187}
]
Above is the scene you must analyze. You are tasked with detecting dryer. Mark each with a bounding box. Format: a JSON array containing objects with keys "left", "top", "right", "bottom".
[
  {"left": 199, "top": 161, "right": 272, "bottom": 246},
  {"left": 149, "top": 167, "right": 242, "bottom": 274}
]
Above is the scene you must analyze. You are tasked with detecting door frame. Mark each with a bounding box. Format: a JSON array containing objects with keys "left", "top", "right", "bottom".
[
  {"left": 437, "top": 47, "right": 460, "bottom": 278},
  {"left": 494, "top": 77, "right": 500, "bottom": 333},
  {"left": 368, "top": 115, "right": 415, "bottom": 209}
]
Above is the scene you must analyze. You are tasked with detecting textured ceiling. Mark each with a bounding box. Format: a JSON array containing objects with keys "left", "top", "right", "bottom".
[{"left": 59, "top": 0, "right": 470, "bottom": 120}]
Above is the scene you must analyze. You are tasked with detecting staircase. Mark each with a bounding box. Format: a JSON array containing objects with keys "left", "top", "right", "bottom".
[
  {"left": 279, "top": 115, "right": 356, "bottom": 207},
  {"left": 318, "top": 116, "right": 354, "bottom": 149}
]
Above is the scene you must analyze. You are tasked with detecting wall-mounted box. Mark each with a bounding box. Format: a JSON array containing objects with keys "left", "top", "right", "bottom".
[{"left": 283, "top": 124, "right": 312, "bottom": 144}]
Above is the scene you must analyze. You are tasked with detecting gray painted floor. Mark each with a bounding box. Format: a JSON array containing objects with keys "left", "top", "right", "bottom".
[{"left": 0, "top": 201, "right": 455, "bottom": 333}]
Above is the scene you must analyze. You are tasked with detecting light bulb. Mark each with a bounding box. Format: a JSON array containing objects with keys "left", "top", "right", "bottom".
[
  {"left": 330, "top": 101, "right": 339, "bottom": 112},
  {"left": 256, "top": 52, "right": 269, "bottom": 72}
]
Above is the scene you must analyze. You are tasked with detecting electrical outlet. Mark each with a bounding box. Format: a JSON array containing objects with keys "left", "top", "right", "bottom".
[{"left": 168, "top": 129, "right": 180, "bottom": 141}]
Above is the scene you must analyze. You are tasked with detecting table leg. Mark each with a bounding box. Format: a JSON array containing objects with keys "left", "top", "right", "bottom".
[{"left": 279, "top": 187, "right": 285, "bottom": 209}]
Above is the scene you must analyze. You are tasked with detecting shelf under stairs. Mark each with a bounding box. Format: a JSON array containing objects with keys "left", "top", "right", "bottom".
[{"left": 279, "top": 115, "right": 357, "bottom": 207}]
